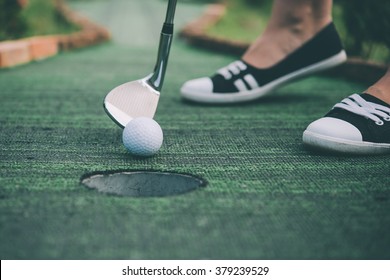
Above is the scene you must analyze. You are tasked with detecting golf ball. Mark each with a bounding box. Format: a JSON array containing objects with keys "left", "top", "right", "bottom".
[{"left": 122, "top": 117, "right": 163, "bottom": 157}]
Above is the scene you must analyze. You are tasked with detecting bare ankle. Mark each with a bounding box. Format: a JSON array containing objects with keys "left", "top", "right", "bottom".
[
  {"left": 242, "top": 0, "right": 333, "bottom": 69},
  {"left": 366, "top": 69, "right": 390, "bottom": 105},
  {"left": 242, "top": 21, "right": 332, "bottom": 69},
  {"left": 366, "top": 86, "right": 390, "bottom": 105}
]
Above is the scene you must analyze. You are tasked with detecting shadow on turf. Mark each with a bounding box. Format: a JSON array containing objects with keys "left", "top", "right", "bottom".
[
  {"left": 301, "top": 144, "right": 389, "bottom": 158},
  {"left": 180, "top": 91, "right": 329, "bottom": 108}
]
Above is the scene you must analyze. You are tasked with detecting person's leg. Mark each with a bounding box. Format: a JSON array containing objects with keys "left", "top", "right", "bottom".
[
  {"left": 243, "top": 0, "right": 332, "bottom": 68},
  {"left": 366, "top": 68, "right": 390, "bottom": 105},
  {"left": 181, "top": 0, "right": 346, "bottom": 103},
  {"left": 303, "top": 68, "right": 390, "bottom": 155}
]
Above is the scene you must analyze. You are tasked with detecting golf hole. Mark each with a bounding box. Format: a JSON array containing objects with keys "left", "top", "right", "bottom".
[{"left": 81, "top": 171, "right": 206, "bottom": 197}]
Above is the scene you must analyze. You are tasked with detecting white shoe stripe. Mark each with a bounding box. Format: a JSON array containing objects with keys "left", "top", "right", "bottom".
[
  {"left": 234, "top": 79, "right": 248, "bottom": 91},
  {"left": 229, "top": 62, "right": 241, "bottom": 75},
  {"left": 244, "top": 74, "right": 259, "bottom": 89},
  {"left": 235, "top": 60, "right": 247, "bottom": 71},
  {"left": 217, "top": 68, "right": 232, "bottom": 80}
]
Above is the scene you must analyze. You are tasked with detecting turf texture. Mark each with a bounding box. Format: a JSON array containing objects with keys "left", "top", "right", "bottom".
[{"left": 0, "top": 0, "right": 389, "bottom": 259}]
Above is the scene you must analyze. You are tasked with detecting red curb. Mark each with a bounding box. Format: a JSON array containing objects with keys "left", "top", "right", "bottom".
[
  {"left": 180, "top": 4, "right": 226, "bottom": 36},
  {"left": 27, "top": 36, "right": 58, "bottom": 61},
  {"left": 0, "top": 40, "right": 31, "bottom": 68},
  {"left": 179, "top": 4, "right": 248, "bottom": 55},
  {"left": 0, "top": 0, "right": 110, "bottom": 69}
]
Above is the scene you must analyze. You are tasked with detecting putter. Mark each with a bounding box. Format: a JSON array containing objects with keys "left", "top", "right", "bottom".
[{"left": 104, "top": 0, "right": 177, "bottom": 128}]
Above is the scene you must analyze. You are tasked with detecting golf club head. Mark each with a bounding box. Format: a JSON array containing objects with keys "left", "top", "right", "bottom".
[
  {"left": 104, "top": 77, "right": 160, "bottom": 128},
  {"left": 104, "top": 0, "right": 176, "bottom": 128}
]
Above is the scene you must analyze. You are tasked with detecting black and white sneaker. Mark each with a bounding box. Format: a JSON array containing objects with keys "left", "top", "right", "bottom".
[
  {"left": 303, "top": 93, "right": 390, "bottom": 155},
  {"left": 181, "top": 22, "right": 347, "bottom": 104}
]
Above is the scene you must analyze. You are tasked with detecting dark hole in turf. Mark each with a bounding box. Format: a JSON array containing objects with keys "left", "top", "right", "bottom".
[{"left": 81, "top": 171, "right": 206, "bottom": 197}]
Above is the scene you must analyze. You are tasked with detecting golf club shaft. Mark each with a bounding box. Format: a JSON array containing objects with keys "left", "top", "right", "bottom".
[
  {"left": 147, "top": 0, "right": 177, "bottom": 91},
  {"left": 165, "top": 0, "right": 177, "bottom": 24}
]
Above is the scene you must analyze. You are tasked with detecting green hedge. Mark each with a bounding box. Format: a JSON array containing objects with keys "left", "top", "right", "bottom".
[
  {"left": 0, "top": 0, "right": 79, "bottom": 41},
  {"left": 337, "top": 0, "right": 390, "bottom": 61},
  {"left": 0, "top": 0, "right": 26, "bottom": 40}
]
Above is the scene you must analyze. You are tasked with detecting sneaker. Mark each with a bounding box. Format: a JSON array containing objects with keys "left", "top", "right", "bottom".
[
  {"left": 303, "top": 93, "right": 390, "bottom": 155},
  {"left": 181, "top": 22, "right": 347, "bottom": 104}
]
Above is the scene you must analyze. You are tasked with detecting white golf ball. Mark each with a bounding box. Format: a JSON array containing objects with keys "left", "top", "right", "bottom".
[{"left": 122, "top": 117, "right": 163, "bottom": 157}]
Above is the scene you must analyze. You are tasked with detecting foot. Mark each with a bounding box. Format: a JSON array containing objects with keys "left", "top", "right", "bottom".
[
  {"left": 303, "top": 93, "right": 390, "bottom": 155},
  {"left": 181, "top": 22, "right": 347, "bottom": 104}
]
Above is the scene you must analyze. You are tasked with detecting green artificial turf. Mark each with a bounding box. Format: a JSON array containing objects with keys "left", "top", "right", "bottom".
[{"left": 0, "top": 0, "right": 389, "bottom": 260}]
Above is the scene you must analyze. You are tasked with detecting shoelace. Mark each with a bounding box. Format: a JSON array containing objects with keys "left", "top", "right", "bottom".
[
  {"left": 334, "top": 94, "right": 390, "bottom": 125},
  {"left": 217, "top": 61, "right": 247, "bottom": 80}
]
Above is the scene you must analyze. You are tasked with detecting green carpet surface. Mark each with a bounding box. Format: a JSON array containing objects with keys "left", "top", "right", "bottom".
[{"left": 0, "top": 0, "right": 389, "bottom": 259}]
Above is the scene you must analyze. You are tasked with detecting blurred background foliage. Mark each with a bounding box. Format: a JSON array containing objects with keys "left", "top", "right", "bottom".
[
  {"left": 0, "top": 0, "right": 78, "bottom": 41},
  {"left": 1, "top": 0, "right": 389, "bottom": 63},
  {"left": 336, "top": 0, "right": 390, "bottom": 62},
  {"left": 0, "top": 0, "right": 26, "bottom": 40}
]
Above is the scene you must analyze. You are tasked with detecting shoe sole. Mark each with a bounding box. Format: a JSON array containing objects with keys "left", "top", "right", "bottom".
[
  {"left": 302, "top": 130, "right": 390, "bottom": 155},
  {"left": 181, "top": 50, "right": 347, "bottom": 104}
]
